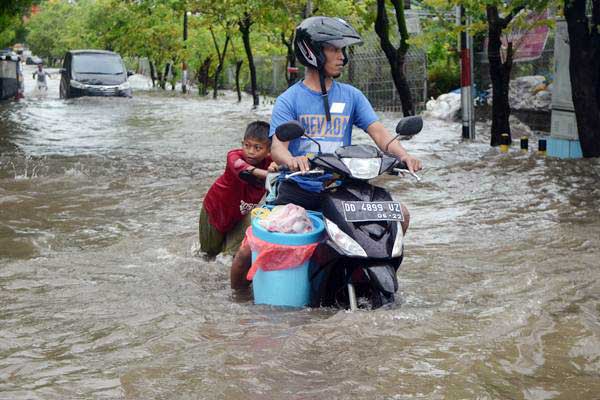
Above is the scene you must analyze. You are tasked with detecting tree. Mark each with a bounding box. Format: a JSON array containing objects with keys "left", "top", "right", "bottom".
[
  {"left": 564, "top": 0, "right": 600, "bottom": 157},
  {"left": 486, "top": 5, "right": 523, "bottom": 146},
  {"left": 419, "top": 0, "right": 552, "bottom": 146},
  {"left": 373, "top": 0, "right": 415, "bottom": 116},
  {"left": 238, "top": 11, "right": 259, "bottom": 107},
  {"left": 486, "top": 3, "right": 554, "bottom": 146},
  {"left": 272, "top": 1, "right": 312, "bottom": 87},
  {"left": 0, "top": 0, "right": 35, "bottom": 47},
  {"left": 26, "top": 1, "right": 90, "bottom": 61},
  {"left": 210, "top": 26, "right": 230, "bottom": 99},
  {"left": 0, "top": 14, "right": 23, "bottom": 49},
  {"left": 113, "top": 0, "right": 183, "bottom": 89},
  {"left": 269, "top": 0, "right": 367, "bottom": 88},
  {"left": 229, "top": 40, "right": 244, "bottom": 101}
]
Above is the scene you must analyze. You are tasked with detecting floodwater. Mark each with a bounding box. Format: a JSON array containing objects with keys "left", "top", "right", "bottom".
[{"left": 1, "top": 66, "right": 599, "bottom": 400}]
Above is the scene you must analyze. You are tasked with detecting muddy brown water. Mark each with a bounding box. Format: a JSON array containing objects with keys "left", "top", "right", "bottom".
[{"left": 1, "top": 66, "right": 599, "bottom": 399}]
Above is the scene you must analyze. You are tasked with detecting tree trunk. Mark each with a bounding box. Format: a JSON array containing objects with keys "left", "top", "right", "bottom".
[
  {"left": 235, "top": 60, "right": 243, "bottom": 102},
  {"left": 240, "top": 13, "right": 259, "bottom": 108},
  {"left": 149, "top": 60, "right": 157, "bottom": 88},
  {"left": 159, "top": 63, "right": 171, "bottom": 90},
  {"left": 564, "top": 0, "right": 600, "bottom": 157},
  {"left": 196, "top": 57, "right": 212, "bottom": 96},
  {"left": 487, "top": 6, "right": 513, "bottom": 146},
  {"left": 158, "top": 69, "right": 166, "bottom": 90},
  {"left": 374, "top": 0, "right": 414, "bottom": 116},
  {"left": 304, "top": 0, "right": 313, "bottom": 18},
  {"left": 282, "top": 31, "right": 297, "bottom": 87},
  {"left": 171, "top": 64, "right": 176, "bottom": 91},
  {"left": 211, "top": 30, "right": 230, "bottom": 100},
  {"left": 212, "top": 38, "right": 230, "bottom": 99}
]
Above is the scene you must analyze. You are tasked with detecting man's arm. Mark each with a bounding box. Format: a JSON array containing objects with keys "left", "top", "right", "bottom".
[{"left": 366, "top": 121, "right": 422, "bottom": 173}]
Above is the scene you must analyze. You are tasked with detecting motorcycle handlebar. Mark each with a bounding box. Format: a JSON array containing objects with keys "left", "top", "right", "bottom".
[
  {"left": 392, "top": 167, "right": 421, "bottom": 182},
  {"left": 394, "top": 160, "right": 408, "bottom": 170},
  {"left": 278, "top": 158, "right": 420, "bottom": 182},
  {"left": 284, "top": 169, "right": 325, "bottom": 179}
]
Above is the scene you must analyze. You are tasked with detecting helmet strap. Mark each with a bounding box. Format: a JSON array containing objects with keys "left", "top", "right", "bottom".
[{"left": 319, "top": 70, "right": 331, "bottom": 122}]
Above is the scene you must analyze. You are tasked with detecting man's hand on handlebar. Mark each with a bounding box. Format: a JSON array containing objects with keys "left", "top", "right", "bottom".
[
  {"left": 287, "top": 156, "right": 310, "bottom": 173},
  {"left": 401, "top": 155, "right": 422, "bottom": 173}
]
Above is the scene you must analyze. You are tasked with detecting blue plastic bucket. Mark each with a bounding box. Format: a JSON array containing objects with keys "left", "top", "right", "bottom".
[{"left": 251, "top": 211, "right": 324, "bottom": 307}]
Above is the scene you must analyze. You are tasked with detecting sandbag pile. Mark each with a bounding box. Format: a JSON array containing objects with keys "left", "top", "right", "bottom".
[
  {"left": 423, "top": 92, "right": 462, "bottom": 121},
  {"left": 486, "top": 75, "right": 552, "bottom": 110}
]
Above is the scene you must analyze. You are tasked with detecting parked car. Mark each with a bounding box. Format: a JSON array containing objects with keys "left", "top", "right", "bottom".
[
  {"left": 25, "top": 56, "right": 43, "bottom": 65},
  {"left": 59, "top": 50, "right": 132, "bottom": 99}
]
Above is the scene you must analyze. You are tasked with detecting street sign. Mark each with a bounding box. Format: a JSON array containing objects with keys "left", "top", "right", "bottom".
[
  {"left": 503, "top": 9, "right": 550, "bottom": 62},
  {"left": 483, "top": 9, "right": 550, "bottom": 63}
]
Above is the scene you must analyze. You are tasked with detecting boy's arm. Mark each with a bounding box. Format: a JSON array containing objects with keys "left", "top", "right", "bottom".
[
  {"left": 245, "top": 162, "right": 277, "bottom": 180},
  {"left": 227, "top": 151, "right": 270, "bottom": 185}
]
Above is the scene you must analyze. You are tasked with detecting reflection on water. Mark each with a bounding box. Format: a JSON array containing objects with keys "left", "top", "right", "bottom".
[{"left": 1, "top": 66, "right": 599, "bottom": 399}]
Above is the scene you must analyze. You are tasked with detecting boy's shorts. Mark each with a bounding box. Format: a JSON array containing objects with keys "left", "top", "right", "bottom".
[{"left": 198, "top": 206, "right": 251, "bottom": 257}]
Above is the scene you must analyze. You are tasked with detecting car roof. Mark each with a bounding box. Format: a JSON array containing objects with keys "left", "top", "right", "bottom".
[
  {"left": 68, "top": 50, "right": 121, "bottom": 56},
  {"left": 0, "top": 52, "right": 19, "bottom": 61}
]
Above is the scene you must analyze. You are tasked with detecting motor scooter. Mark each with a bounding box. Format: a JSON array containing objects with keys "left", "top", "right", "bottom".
[{"left": 272, "top": 116, "right": 422, "bottom": 310}]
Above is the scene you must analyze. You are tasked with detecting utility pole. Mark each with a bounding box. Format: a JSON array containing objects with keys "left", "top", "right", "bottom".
[
  {"left": 457, "top": 6, "right": 475, "bottom": 139},
  {"left": 304, "top": 0, "right": 313, "bottom": 18},
  {"left": 182, "top": 11, "right": 188, "bottom": 94}
]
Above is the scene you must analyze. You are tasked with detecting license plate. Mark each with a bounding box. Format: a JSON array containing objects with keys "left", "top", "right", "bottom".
[{"left": 342, "top": 201, "right": 404, "bottom": 222}]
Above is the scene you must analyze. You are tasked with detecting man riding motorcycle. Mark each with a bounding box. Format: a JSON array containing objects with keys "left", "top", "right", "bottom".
[{"left": 230, "top": 16, "right": 422, "bottom": 290}]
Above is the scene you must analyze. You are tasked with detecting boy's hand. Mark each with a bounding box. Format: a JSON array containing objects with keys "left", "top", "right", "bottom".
[{"left": 267, "top": 162, "right": 278, "bottom": 172}]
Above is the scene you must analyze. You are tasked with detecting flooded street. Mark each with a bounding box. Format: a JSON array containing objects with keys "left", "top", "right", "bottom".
[{"left": 1, "top": 66, "right": 600, "bottom": 399}]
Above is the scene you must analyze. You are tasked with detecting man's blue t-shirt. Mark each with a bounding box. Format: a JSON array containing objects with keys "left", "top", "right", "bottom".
[{"left": 269, "top": 80, "right": 379, "bottom": 156}]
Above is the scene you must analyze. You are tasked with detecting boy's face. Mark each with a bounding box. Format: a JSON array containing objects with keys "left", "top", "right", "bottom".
[{"left": 241, "top": 138, "right": 270, "bottom": 166}]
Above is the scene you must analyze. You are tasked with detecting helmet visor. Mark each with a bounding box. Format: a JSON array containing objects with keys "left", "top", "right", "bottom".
[{"left": 321, "top": 36, "right": 363, "bottom": 49}]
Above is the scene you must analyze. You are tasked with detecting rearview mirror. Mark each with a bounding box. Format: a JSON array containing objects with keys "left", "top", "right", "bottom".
[
  {"left": 275, "top": 121, "right": 305, "bottom": 142},
  {"left": 395, "top": 116, "right": 423, "bottom": 136}
]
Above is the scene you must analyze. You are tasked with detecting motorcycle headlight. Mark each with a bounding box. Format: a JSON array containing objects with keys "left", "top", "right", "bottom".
[
  {"left": 70, "top": 80, "right": 85, "bottom": 89},
  {"left": 324, "top": 218, "right": 367, "bottom": 258},
  {"left": 117, "top": 81, "right": 131, "bottom": 90},
  {"left": 391, "top": 221, "right": 404, "bottom": 257},
  {"left": 341, "top": 158, "right": 382, "bottom": 179}
]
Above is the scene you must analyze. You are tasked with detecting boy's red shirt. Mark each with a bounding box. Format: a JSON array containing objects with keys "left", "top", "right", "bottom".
[{"left": 203, "top": 149, "right": 272, "bottom": 233}]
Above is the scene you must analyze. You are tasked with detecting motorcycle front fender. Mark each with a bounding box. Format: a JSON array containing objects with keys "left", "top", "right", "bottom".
[{"left": 365, "top": 264, "right": 398, "bottom": 295}]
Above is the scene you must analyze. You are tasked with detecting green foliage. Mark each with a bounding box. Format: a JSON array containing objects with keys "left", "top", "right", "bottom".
[
  {"left": 1, "top": 0, "right": 37, "bottom": 48},
  {"left": 427, "top": 59, "right": 460, "bottom": 98},
  {"left": 0, "top": 14, "right": 20, "bottom": 48},
  {"left": 1, "top": 0, "right": 34, "bottom": 15},
  {"left": 26, "top": 1, "right": 89, "bottom": 60},
  {"left": 21, "top": 0, "right": 463, "bottom": 96}
]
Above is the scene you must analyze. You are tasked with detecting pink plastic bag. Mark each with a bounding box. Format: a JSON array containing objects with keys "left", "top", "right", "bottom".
[
  {"left": 257, "top": 204, "right": 313, "bottom": 233},
  {"left": 244, "top": 227, "right": 320, "bottom": 281}
]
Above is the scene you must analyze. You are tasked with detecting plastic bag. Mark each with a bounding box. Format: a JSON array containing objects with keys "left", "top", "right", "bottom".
[
  {"left": 244, "top": 227, "right": 320, "bottom": 280},
  {"left": 257, "top": 204, "right": 313, "bottom": 233}
]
